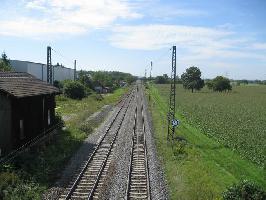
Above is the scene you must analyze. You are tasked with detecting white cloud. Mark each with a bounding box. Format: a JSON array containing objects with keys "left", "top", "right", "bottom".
[
  {"left": 0, "top": 0, "right": 141, "bottom": 38},
  {"left": 110, "top": 24, "right": 233, "bottom": 50},
  {"left": 26, "top": 0, "right": 47, "bottom": 10},
  {"left": 149, "top": 7, "right": 208, "bottom": 19},
  {"left": 109, "top": 24, "right": 266, "bottom": 62},
  {"left": 251, "top": 43, "right": 266, "bottom": 50}
]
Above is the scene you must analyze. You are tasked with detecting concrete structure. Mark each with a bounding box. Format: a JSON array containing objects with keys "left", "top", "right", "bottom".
[{"left": 10, "top": 60, "right": 75, "bottom": 83}]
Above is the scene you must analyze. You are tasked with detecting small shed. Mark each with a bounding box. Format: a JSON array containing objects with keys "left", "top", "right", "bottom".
[{"left": 0, "top": 72, "right": 59, "bottom": 157}]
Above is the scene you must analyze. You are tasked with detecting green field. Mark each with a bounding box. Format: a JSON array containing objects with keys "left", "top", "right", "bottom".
[
  {"left": 147, "top": 84, "right": 266, "bottom": 199},
  {"left": 157, "top": 84, "right": 266, "bottom": 166}
]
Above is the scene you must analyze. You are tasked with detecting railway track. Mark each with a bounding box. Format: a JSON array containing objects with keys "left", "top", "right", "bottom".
[
  {"left": 60, "top": 89, "right": 135, "bottom": 200},
  {"left": 126, "top": 84, "right": 150, "bottom": 200}
]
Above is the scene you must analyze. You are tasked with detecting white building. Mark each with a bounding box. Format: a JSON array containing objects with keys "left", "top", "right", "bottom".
[{"left": 10, "top": 60, "right": 75, "bottom": 82}]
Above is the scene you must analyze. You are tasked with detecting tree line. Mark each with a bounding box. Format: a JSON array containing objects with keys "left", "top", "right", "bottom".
[
  {"left": 153, "top": 66, "right": 266, "bottom": 92},
  {"left": 55, "top": 70, "right": 136, "bottom": 99}
]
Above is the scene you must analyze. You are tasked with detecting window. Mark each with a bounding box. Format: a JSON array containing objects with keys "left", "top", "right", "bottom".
[
  {"left": 48, "top": 109, "right": 51, "bottom": 125},
  {"left": 20, "top": 120, "right": 24, "bottom": 140}
]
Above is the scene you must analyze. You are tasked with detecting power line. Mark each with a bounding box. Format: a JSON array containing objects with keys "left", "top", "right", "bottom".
[
  {"left": 144, "top": 47, "right": 173, "bottom": 75},
  {"left": 51, "top": 47, "right": 75, "bottom": 67}
]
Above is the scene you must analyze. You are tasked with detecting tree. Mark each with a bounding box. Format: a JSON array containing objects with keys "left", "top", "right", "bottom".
[
  {"left": 79, "top": 71, "right": 94, "bottom": 89},
  {"left": 181, "top": 66, "right": 204, "bottom": 93},
  {"left": 63, "top": 81, "right": 86, "bottom": 99},
  {"left": 154, "top": 76, "right": 169, "bottom": 84},
  {"left": 0, "top": 52, "right": 12, "bottom": 72},
  {"left": 206, "top": 81, "right": 214, "bottom": 90},
  {"left": 211, "top": 76, "right": 232, "bottom": 92}
]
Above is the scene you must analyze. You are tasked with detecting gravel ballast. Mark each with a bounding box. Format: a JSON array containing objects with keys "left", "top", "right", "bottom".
[
  {"left": 45, "top": 85, "right": 168, "bottom": 199},
  {"left": 101, "top": 84, "right": 168, "bottom": 199}
]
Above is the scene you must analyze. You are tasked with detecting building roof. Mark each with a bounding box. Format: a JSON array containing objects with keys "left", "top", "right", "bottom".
[{"left": 0, "top": 72, "right": 59, "bottom": 98}]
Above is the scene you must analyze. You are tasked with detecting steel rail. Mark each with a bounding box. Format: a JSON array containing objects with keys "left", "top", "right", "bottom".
[
  {"left": 126, "top": 85, "right": 151, "bottom": 200},
  {"left": 88, "top": 93, "right": 133, "bottom": 199},
  {"left": 125, "top": 106, "right": 137, "bottom": 199},
  {"left": 64, "top": 90, "right": 134, "bottom": 199}
]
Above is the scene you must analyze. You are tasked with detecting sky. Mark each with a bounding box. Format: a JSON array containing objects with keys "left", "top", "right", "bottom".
[{"left": 0, "top": 0, "right": 266, "bottom": 80}]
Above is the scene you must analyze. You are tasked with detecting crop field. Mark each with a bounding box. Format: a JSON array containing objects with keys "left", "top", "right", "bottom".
[
  {"left": 156, "top": 84, "right": 266, "bottom": 167},
  {"left": 147, "top": 83, "right": 266, "bottom": 199}
]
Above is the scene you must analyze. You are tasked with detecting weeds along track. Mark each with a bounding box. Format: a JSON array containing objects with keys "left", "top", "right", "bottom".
[
  {"left": 126, "top": 84, "right": 150, "bottom": 200},
  {"left": 60, "top": 89, "right": 135, "bottom": 200}
]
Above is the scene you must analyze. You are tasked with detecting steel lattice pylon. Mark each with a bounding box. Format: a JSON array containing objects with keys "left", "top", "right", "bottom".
[
  {"left": 167, "top": 46, "right": 176, "bottom": 141},
  {"left": 47, "top": 46, "right": 52, "bottom": 84}
]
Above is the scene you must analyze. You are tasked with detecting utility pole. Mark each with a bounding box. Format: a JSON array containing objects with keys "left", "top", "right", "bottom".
[
  {"left": 150, "top": 61, "right": 152, "bottom": 80},
  {"left": 74, "top": 60, "right": 77, "bottom": 81},
  {"left": 145, "top": 69, "right": 147, "bottom": 78},
  {"left": 47, "top": 46, "right": 52, "bottom": 84},
  {"left": 167, "top": 46, "right": 177, "bottom": 141}
]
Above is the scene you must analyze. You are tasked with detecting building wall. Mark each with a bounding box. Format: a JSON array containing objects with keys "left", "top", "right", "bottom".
[
  {"left": 0, "top": 93, "right": 12, "bottom": 156},
  {"left": 54, "top": 65, "right": 74, "bottom": 81},
  {"left": 11, "top": 95, "right": 56, "bottom": 151},
  {"left": 10, "top": 60, "right": 74, "bottom": 82},
  {"left": 27, "top": 62, "right": 47, "bottom": 81},
  {"left": 10, "top": 60, "right": 28, "bottom": 72}
]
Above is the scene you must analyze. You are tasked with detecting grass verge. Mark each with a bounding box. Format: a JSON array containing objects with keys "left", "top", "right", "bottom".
[{"left": 147, "top": 84, "right": 266, "bottom": 200}]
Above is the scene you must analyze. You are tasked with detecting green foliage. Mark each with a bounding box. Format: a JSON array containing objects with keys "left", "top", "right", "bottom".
[
  {"left": 0, "top": 52, "right": 13, "bottom": 72},
  {"left": 223, "top": 180, "right": 266, "bottom": 200},
  {"left": 91, "top": 93, "right": 104, "bottom": 101},
  {"left": 53, "top": 80, "right": 63, "bottom": 90},
  {"left": 79, "top": 71, "right": 94, "bottom": 89},
  {"left": 210, "top": 76, "right": 232, "bottom": 92},
  {"left": 181, "top": 66, "right": 204, "bottom": 92},
  {"left": 206, "top": 80, "right": 214, "bottom": 90},
  {"left": 154, "top": 75, "right": 169, "bottom": 84},
  {"left": 0, "top": 171, "right": 43, "bottom": 200},
  {"left": 63, "top": 81, "right": 86, "bottom": 99},
  {"left": 78, "top": 121, "right": 93, "bottom": 135},
  {"left": 78, "top": 70, "right": 136, "bottom": 90}
]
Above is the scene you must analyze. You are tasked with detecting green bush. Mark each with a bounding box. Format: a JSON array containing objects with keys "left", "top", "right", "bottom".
[
  {"left": 78, "top": 122, "right": 93, "bottom": 135},
  {"left": 53, "top": 80, "right": 63, "bottom": 90},
  {"left": 0, "top": 172, "right": 42, "bottom": 200},
  {"left": 223, "top": 180, "right": 266, "bottom": 200},
  {"left": 63, "top": 81, "right": 86, "bottom": 99},
  {"left": 85, "top": 87, "right": 94, "bottom": 96}
]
